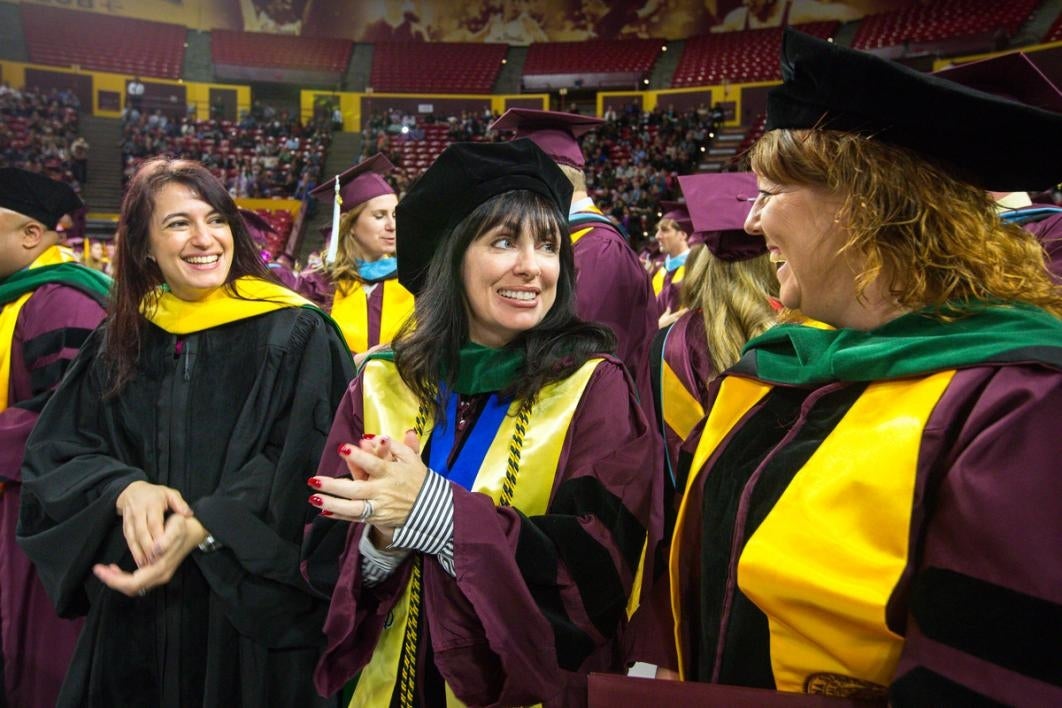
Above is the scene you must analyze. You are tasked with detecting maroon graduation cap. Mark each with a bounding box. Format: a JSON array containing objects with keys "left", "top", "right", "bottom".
[
  {"left": 309, "top": 152, "right": 396, "bottom": 212},
  {"left": 657, "top": 200, "right": 694, "bottom": 235},
  {"left": 489, "top": 108, "right": 603, "bottom": 169},
  {"left": 677, "top": 172, "right": 766, "bottom": 262},
  {"left": 310, "top": 153, "right": 396, "bottom": 263}
]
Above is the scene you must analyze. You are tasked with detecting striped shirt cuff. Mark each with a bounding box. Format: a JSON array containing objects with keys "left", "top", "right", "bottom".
[
  {"left": 391, "top": 470, "right": 456, "bottom": 577},
  {"left": 359, "top": 525, "right": 410, "bottom": 587}
]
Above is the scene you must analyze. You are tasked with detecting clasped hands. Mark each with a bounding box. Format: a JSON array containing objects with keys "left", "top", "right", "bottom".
[
  {"left": 308, "top": 430, "right": 426, "bottom": 547},
  {"left": 92, "top": 481, "right": 208, "bottom": 598}
]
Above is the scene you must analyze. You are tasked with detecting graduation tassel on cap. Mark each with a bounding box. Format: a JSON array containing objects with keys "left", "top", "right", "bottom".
[{"left": 326, "top": 175, "right": 342, "bottom": 264}]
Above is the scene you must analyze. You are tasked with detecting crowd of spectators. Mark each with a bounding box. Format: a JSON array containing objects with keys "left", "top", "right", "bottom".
[
  {"left": 585, "top": 102, "right": 726, "bottom": 246},
  {"left": 358, "top": 102, "right": 727, "bottom": 250},
  {"left": 120, "top": 103, "right": 332, "bottom": 200},
  {"left": 0, "top": 84, "right": 84, "bottom": 191}
]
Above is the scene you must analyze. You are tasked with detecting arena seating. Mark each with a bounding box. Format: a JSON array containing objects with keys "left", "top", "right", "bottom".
[
  {"left": 20, "top": 4, "right": 185, "bottom": 79},
  {"left": 672, "top": 22, "right": 837, "bottom": 86},
  {"left": 120, "top": 114, "right": 330, "bottom": 202},
  {"left": 852, "top": 0, "right": 1039, "bottom": 49},
  {"left": 369, "top": 43, "right": 507, "bottom": 93},
  {"left": 385, "top": 122, "right": 457, "bottom": 168},
  {"left": 736, "top": 113, "right": 768, "bottom": 156},
  {"left": 523, "top": 39, "right": 660, "bottom": 77},
  {"left": 361, "top": 104, "right": 719, "bottom": 247},
  {"left": 0, "top": 87, "right": 82, "bottom": 189},
  {"left": 211, "top": 30, "right": 351, "bottom": 73}
]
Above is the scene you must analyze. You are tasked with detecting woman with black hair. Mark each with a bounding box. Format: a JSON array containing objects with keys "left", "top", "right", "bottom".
[
  {"left": 303, "top": 139, "right": 659, "bottom": 707},
  {"left": 18, "top": 157, "right": 352, "bottom": 706}
]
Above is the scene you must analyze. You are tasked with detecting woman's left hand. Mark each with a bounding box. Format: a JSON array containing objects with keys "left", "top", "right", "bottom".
[
  {"left": 92, "top": 514, "right": 209, "bottom": 597},
  {"left": 309, "top": 431, "right": 426, "bottom": 530},
  {"left": 658, "top": 306, "right": 687, "bottom": 329},
  {"left": 352, "top": 343, "right": 388, "bottom": 370}
]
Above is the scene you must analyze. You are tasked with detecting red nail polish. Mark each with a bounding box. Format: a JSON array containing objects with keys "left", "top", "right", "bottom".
[
  {"left": 338, "top": 445, "right": 352, "bottom": 456},
  {"left": 320, "top": 510, "right": 334, "bottom": 517},
  {"left": 361, "top": 433, "right": 376, "bottom": 440},
  {"left": 307, "top": 477, "right": 322, "bottom": 489},
  {"left": 309, "top": 495, "right": 323, "bottom": 507}
]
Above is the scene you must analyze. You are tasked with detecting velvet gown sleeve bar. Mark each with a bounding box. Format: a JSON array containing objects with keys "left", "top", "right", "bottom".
[
  {"left": 0, "top": 284, "right": 106, "bottom": 480},
  {"left": 17, "top": 308, "right": 354, "bottom": 707},
  {"left": 0, "top": 283, "right": 104, "bottom": 708},
  {"left": 307, "top": 359, "right": 659, "bottom": 707},
  {"left": 891, "top": 365, "right": 1062, "bottom": 704}
]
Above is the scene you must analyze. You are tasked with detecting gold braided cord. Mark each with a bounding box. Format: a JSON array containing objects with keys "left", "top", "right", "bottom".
[
  {"left": 397, "top": 558, "right": 423, "bottom": 708},
  {"left": 500, "top": 401, "right": 531, "bottom": 507},
  {"left": 395, "top": 398, "right": 532, "bottom": 706},
  {"left": 397, "top": 406, "right": 428, "bottom": 708}
]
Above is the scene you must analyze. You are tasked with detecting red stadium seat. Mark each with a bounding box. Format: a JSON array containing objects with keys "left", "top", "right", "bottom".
[
  {"left": 211, "top": 30, "right": 352, "bottom": 72},
  {"left": 523, "top": 39, "right": 660, "bottom": 77},
  {"left": 369, "top": 43, "right": 506, "bottom": 94},
  {"left": 21, "top": 4, "right": 185, "bottom": 79},
  {"left": 673, "top": 22, "right": 836, "bottom": 87},
  {"left": 852, "top": 0, "right": 1039, "bottom": 49}
]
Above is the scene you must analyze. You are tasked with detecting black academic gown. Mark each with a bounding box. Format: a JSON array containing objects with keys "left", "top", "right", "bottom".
[{"left": 17, "top": 307, "right": 354, "bottom": 707}]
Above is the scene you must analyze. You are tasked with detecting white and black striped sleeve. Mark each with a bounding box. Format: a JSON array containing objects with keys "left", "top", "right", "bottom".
[
  {"left": 358, "top": 526, "right": 410, "bottom": 587},
  {"left": 390, "top": 469, "right": 456, "bottom": 577}
]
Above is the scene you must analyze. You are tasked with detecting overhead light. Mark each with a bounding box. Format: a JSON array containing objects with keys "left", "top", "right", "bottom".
[
  {"left": 700, "top": 146, "right": 706, "bottom": 152},
  {"left": 643, "top": 78, "right": 650, "bottom": 85}
]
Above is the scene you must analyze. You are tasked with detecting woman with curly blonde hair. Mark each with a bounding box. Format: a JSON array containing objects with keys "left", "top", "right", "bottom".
[{"left": 662, "top": 30, "right": 1062, "bottom": 705}]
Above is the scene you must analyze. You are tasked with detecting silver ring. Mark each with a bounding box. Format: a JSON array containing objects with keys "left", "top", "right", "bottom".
[
  {"left": 357, "top": 499, "right": 374, "bottom": 523},
  {"left": 137, "top": 588, "right": 147, "bottom": 597}
]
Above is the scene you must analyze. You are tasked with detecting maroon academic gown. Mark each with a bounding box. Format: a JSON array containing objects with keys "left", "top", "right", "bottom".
[
  {"left": 570, "top": 213, "right": 660, "bottom": 416},
  {"left": 624, "top": 311, "right": 718, "bottom": 671},
  {"left": 570, "top": 214, "right": 668, "bottom": 664},
  {"left": 295, "top": 269, "right": 339, "bottom": 313},
  {"left": 295, "top": 269, "right": 398, "bottom": 352},
  {"left": 1021, "top": 208, "right": 1062, "bottom": 282},
  {"left": 1, "top": 284, "right": 104, "bottom": 708},
  {"left": 653, "top": 310, "right": 715, "bottom": 485},
  {"left": 671, "top": 359, "right": 1062, "bottom": 704},
  {"left": 304, "top": 358, "right": 659, "bottom": 707},
  {"left": 268, "top": 261, "right": 298, "bottom": 289},
  {"left": 655, "top": 266, "right": 684, "bottom": 318}
]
